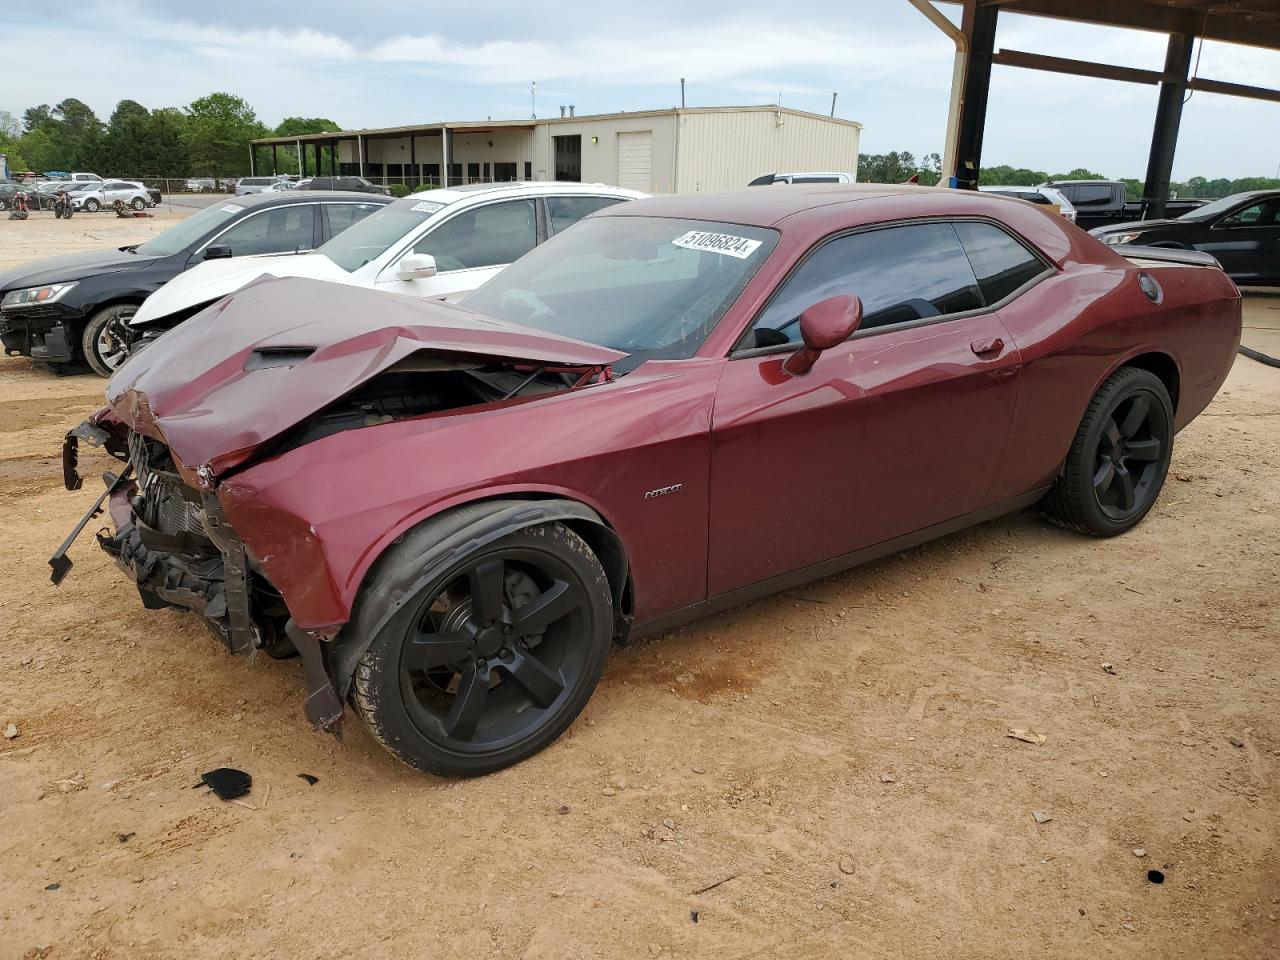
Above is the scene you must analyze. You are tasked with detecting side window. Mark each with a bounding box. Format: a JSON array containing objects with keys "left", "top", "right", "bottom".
[
  {"left": 216, "top": 205, "right": 316, "bottom": 256},
  {"left": 792, "top": 176, "right": 841, "bottom": 184},
  {"left": 953, "top": 221, "right": 1047, "bottom": 304},
  {"left": 747, "top": 223, "right": 983, "bottom": 346},
  {"left": 1221, "top": 201, "right": 1279, "bottom": 227},
  {"left": 412, "top": 199, "right": 536, "bottom": 271},
  {"left": 327, "top": 202, "right": 383, "bottom": 235},
  {"left": 546, "top": 195, "right": 627, "bottom": 234}
]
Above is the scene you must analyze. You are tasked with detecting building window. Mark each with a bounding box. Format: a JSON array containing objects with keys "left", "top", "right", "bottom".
[
  {"left": 424, "top": 163, "right": 441, "bottom": 187},
  {"left": 524, "top": 162, "right": 532, "bottom": 181},
  {"left": 448, "top": 163, "right": 462, "bottom": 183},
  {"left": 494, "top": 162, "right": 517, "bottom": 182},
  {"left": 467, "top": 162, "right": 480, "bottom": 182}
]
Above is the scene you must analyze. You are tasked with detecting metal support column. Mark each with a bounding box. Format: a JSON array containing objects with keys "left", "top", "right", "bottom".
[
  {"left": 357, "top": 134, "right": 364, "bottom": 177},
  {"left": 409, "top": 134, "right": 417, "bottom": 187},
  {"left": 953, "top": 0, "right": 998, "bottom": 189},
  {"left": 1142, "top": 32, "right": 1194, "bottom": 220},
  {"left": 249, "top": 145, "right": 257, "bottom": 176},
  {"left": 271, "top": 144, "right": 278, "bottom": 175},
  {"left": 441, "top": 127, "right": 450, "bottom": 187}
]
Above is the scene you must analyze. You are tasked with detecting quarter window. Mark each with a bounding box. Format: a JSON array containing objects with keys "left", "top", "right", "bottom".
[
  {"left": 546, "top": 195, "right": 627, "bottom": 233},
  {"left": 412, "top": 199, "right": 537, "bottom": 271},
  {"left": 327, "top": 202, "right": 383, "bottom": 234},
  {"left": 953, "top": 221, "right": 1047, "bottom": 304},
  {"left": 216, "top": 205, "right": 316, "bottom": 256},
  {"left": 747, "top": 222, "right": 984, "bottom": 346}
]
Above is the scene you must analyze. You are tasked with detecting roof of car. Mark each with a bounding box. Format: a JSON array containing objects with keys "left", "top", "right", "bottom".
[
  {"left": 232, "top": 190, "right": 395, "bottom": 208},
  {"left": 602, "top": 183, "right": 1011, "bottom": 228},
  {"left": 423, "top": 181, "right": 643, "bottom": 203}
]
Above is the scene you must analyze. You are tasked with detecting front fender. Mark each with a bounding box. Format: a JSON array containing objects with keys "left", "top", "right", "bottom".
[{"left": 322, "top": 497, "right": 627, "bottom": 699}]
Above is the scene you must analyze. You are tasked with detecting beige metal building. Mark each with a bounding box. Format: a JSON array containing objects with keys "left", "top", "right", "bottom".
[{"left": 250, "top": 106, "right": 862, "bottom": 193}]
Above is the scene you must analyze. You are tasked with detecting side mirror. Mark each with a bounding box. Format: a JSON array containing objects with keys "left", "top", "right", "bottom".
[
  {"left": 204, "top": 244, "right": 232, "bottom": 260},
  {"left": 782, "top": 295, "right": 863, "bottom": 377},
  {"left": 397, "top": 253, "right": 437, "bottom": 281}
]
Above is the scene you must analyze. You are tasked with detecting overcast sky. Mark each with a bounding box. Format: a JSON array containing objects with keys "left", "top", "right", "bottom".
[{"left": 3, "top": 0, "right": 1279, "bottom": 180}]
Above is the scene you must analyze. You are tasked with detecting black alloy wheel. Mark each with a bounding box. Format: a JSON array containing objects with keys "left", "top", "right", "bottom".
[
  {"left": 1042, "top": 367, "right": 1174, "bottom": 536},
  {"left": 352, "top": 520, "right": 613, "bottom": 776}
]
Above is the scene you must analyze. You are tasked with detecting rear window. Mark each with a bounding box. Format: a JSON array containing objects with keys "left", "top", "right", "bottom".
[{"left": 1070, "top": 184, "right": 1114, "bottom": 207}]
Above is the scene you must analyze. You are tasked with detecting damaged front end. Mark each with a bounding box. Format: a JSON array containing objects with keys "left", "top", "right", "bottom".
[{"left": 54, "top": 413, "right": 345, "bottom": 733}]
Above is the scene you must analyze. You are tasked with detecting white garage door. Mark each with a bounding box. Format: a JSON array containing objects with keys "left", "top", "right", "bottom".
[{"left": 617, "top": 131, "right": 653, "bottom": 192}]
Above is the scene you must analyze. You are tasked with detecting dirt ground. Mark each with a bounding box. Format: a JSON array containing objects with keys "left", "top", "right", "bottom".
[{"left": 1, "top": 215, "right": 1277, "bottom": 960}]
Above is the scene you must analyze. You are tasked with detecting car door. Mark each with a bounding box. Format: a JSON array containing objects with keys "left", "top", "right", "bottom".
[
  {"left": 376, "top": 197, "right": 539, "bottom": 300},
  {"left": 1196, "top": 198, "right": 1280, "bottom": 282},
  {"left": 706, "top": 220, "right": 1031, "bottom": 597}
]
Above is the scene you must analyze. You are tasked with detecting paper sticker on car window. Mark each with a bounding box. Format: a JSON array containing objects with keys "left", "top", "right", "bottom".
[
  {"left": 411, "top": 201, "right": 445, "bottom": 215},
  {"left": 221, "top": 205, "right": 242, "bottom": 214},
  {"left": 672, "top": 230, "right": 762, "bottom": 259}
]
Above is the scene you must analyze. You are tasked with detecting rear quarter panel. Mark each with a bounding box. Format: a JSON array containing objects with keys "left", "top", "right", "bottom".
[{"left": 991, "top": 252, "right": 1240, "bottom": 502}]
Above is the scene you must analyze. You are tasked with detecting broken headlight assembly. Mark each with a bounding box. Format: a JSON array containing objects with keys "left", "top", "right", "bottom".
[{"left": 2, "top": 281, "right": 79, "bottom": 310}]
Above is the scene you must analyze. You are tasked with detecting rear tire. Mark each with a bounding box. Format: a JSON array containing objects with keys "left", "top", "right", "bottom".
[
  {"left": 82, "top": 304, "right": 137, "bottom": 377},
  {"left": 130, "top": 197, "right": 145, "bottom": 211},
  {"left": 351, "top": 519, "right": 613, "bottom": 777},
  {"left": 1042, "top": 367, "right": 1174, "bottom": 536}
]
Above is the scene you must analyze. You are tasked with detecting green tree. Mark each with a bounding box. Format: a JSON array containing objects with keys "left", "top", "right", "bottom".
[
  {"left": 184, "top": 92, "right": 269, "bottom": 176},
  {"left": 16, "top": 127, "right": 60, "bottom": 172},
  {"left": 100, "top": 99, "right": 153, "bottom": 174}
]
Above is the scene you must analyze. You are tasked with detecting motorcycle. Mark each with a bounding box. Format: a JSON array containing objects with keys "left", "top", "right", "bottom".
[
  {"left": 52, "top": 190, "right": 74, "bottom": 219},
  {"left": 7, "top": 191, "right": 30, "bottom": 221}
]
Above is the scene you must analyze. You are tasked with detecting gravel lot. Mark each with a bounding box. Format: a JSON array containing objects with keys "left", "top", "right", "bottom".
[{"left": 1, "top": 214, "right": 1277, "bottom": 960}]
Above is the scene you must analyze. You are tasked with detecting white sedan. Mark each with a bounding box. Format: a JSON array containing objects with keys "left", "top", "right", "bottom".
[
  {"left": 70, "top": 180, "right": 152, "bottom": 213},
  {"left": 131, "top": 182, "right": 646, "bottom": 330}
]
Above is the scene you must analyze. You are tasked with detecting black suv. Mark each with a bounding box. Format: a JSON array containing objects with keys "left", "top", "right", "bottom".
[
  {"left": 298, "top": 176, "right": 392, "bottom": 196},
  {"left": 0, "top": 191, "right": 391, "bottom": 375}
]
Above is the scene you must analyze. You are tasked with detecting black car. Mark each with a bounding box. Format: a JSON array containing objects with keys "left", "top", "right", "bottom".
[
  {"left": 0, "top": 191, "right": 392, "bottom": 375},
  {"left": 1091, "top": 190, "right": 1280, "bottom": 286},
  {"left": 298, "top": 176, "right": 391, "bottom": 196}
]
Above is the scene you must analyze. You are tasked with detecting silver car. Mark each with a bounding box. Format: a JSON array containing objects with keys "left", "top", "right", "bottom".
[
  {"left": 235, "top": 177, "right": 289, "bottom": 196},
  {"left": 979, "top": 185, "right": 1078, "bottom": 223},
  {"left": 70, "top": 180, "right": 151, "bottom": 213}
]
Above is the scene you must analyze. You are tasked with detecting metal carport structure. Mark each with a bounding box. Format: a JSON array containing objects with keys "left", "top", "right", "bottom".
[{"left": 912, "top": 0, "right": 1280, "bottom": 216}]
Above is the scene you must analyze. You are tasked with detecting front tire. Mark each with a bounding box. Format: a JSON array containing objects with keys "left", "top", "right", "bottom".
[
  {"left": 131, "top": 197, "right": 146, "bottom": 211},
  {"left": 1042, "top": 367, "right": 1174, "bottom": 536},
  {"left": 84, "top": 198, "right": 100, "bottom": 213},
  {"left": 81, "top": 304, "right": 137, "bottom": 377},
  {"left": 352, "top": 520, "right": 613, "bottom": 777}
]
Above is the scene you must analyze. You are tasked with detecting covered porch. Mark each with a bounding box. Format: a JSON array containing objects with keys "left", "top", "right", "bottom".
[{"left": 249, "top": 121, "right": 539, "bottom": 189}]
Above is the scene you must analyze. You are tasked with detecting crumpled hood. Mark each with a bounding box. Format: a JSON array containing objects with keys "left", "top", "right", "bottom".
[
  {"left": 106, "top": 276, "right": 626, "bottom": 482},
  {"left": 0, "top": 247, "right": 153, "bottom": 292},
  {"left": 131, "top": 251, "right": 346, "bottom": 325}
]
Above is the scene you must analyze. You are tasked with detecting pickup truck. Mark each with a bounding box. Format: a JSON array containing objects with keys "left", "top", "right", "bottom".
[{"left": 1041, "top": 180, "right": 1206, "bottom": 228}]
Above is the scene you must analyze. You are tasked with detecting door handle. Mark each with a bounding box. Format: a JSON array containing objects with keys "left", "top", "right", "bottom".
[{"left": 970, "top": 337, "right": 1004, "bottom": 357}]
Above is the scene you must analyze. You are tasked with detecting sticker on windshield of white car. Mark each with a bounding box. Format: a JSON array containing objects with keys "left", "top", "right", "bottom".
[
  {"left": 411, "top": 201, "right": 445, "bottom": 215},
  {"left": 221, "top": 204, "right": 242, "bottom": 214},
  {"left": 672, "top": 230, "right": 763, "bottom": 259}
]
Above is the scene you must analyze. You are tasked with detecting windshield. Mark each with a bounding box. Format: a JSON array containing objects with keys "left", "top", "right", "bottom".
[
  {"left": 1178, "top": 194, "right": 1257, "bottom": 221},
  {"left": 133, "top": 202, "right": 246, "bottom": 257},
  {"left": 464, "top": 216, "right": 779, "bottom": 373},
  {"left": 318, "top": 196, "right": 448, "bottom": 272}
]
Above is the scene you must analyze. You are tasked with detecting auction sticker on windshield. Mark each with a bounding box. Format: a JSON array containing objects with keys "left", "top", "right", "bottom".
[
  {"left": 411, "top": 201, "right": 445, "bottom": 215},
  {"left": 672, "top": 230, "right": 763, "bottom": 259},
  {"left": 221, "top": 205, "right": 242, "bottom": 214}
]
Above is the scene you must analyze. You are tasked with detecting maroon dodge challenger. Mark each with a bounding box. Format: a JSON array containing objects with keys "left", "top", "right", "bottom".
[{"left": 54, "top": 185, "right": 1241, "bottom": 776}]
